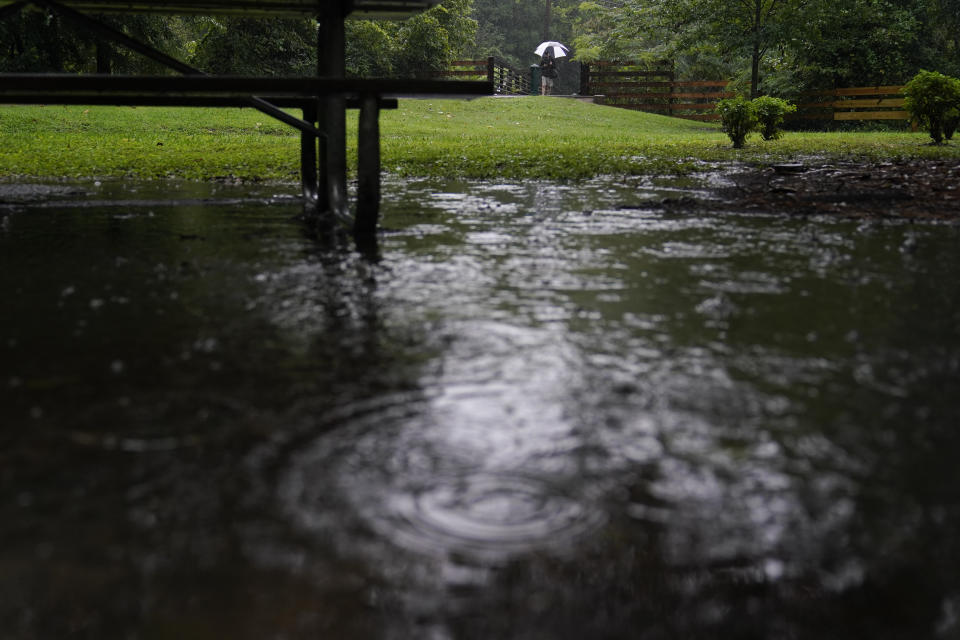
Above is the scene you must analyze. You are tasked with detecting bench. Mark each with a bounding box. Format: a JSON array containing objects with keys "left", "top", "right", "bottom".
[{"left": 0, "top": 0, "right": 494, "bottom": 236}]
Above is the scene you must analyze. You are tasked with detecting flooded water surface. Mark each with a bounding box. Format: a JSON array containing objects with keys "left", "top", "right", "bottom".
[{"left": 3, "top": 176, "right": 960, "bottom": 639}]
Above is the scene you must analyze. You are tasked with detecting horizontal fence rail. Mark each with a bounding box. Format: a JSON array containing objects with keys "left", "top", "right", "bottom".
[
  {"left": 581, "top": 62, "right": 730, "bottom": 121},
  {"left": 438, "top": 57, "right": 529, "bottom": 95},
  {"left": 795, "top": 86, "right": 908, "bottom": 121}
]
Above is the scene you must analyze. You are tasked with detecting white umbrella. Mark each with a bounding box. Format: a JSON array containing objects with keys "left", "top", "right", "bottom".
[{"left": 534, "top": 41, "right": 569, "bottom": 58}]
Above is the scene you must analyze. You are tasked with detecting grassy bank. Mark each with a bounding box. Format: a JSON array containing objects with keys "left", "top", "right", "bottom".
[{"left": 1, "top": 97, "right": 958, "bottom": 182}]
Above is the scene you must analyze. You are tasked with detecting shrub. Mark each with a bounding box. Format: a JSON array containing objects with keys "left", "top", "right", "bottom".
[
  {"left": 752, "top": 96, "right": 797, "bottom": 141},
  {"left": 902, "top": 70, "right": 960, "bottom": 144},
  {"left": 715, "top": 96, "right": 757, "bottom": 149}
]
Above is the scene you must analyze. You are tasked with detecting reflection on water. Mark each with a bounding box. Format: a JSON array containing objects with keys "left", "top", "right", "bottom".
[{"left": 2, "top": 176, "right": 960, "bottom": 638}]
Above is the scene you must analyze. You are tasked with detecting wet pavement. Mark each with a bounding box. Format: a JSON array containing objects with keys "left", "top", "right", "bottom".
[{"left": 2, "top": 174, "right": 960, "bottom": 639}]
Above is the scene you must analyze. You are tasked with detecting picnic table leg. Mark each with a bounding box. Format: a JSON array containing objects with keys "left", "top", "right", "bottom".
[
  {"left": 300, "top": 101, "right": 318, "bottom": 201},
  {"left": 318, "top": 11, "right": 347, "bottom": 220},
  {"left": 355, "top": 93, "right": 380, "bottom": 236}
]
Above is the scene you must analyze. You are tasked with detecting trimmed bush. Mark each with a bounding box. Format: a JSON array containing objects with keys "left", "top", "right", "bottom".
[
  {"left": 903, "top": 70, "right": 960, "bottom": 144},
  {"left": 715, "top": 96, "right": 757, "bottom": 149},
  {"left": 752, "top": 96, "right": 797, "bottom": 141}
]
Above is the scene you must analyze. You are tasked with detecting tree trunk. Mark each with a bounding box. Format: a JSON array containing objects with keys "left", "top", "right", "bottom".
[
  {"left": 543, "top": 0, "right": 552, "bottom": 41},
  {"left": 750, "top": 0, "right": 761, "bottom": 98}
]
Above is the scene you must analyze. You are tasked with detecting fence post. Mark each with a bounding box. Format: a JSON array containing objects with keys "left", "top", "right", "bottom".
[
  {"left": 667, "top": 65, "right": 675, "bottom": 115},
  {"left": 487, "top": 56, "right": 495, "bottom": 85},
  {"left": 579, "top": 63, "right": 590, "bottom": 96}
]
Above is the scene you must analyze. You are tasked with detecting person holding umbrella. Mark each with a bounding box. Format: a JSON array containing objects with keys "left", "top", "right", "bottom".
[{"left": 535, "top": 41, "right": 568, "bottom": 95}]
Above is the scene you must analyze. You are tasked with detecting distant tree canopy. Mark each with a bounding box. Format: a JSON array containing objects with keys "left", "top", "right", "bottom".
[
  {"left": 191, "top": 17, "right": 316, "bottom": 75},
  {"left": 345, "top": 0, "right": 477, "bottom": 78},
  {"left": 561, "top": 0, "right": 960, "bottom": 95},
  {"left": 3, "top": 0, "right": 958, "bottom": 94},
  {"left": 0, "top": 10, "right": 187, "bottom": 73},
  {"left": 467, "top": 0, "right": 582, "bottom": 93},
  {"left": 0, "top": 0, "right": 477, "bottom": 77},
  {"left": 472, "top": 0, "right": 571, "bottom": 68}
]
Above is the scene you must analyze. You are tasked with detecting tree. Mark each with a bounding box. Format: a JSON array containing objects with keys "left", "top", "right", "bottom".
[
  {"left": 569, "top": 1, "right": 663, "bottom": 63},
  {"left": 394, "top": 13, "right": 452, "bottom": 77},
  {"left": 345, "top": 20, "right": 396, "bottom": 77},
  {"left": 789, "top": 0, "right": 930, "bottom": 89},
  {"left": 347, "top": 0, "right": 477, "bottom": 78},
  {"left": 431, "top": 0, "right": 478, "bottom": 57},
  {"left": 191, "top": 17, "right": 316, "bottom": 75},
  {"left": 568, "top": 0, "right": 959, "bottom": 98},
  {"left": 925, "top": 0, "right": 960, "bottom": 76},
  {"left": 0, "top": 9, "right": 187, "bottom": 74},
  {"left": 565, "top": 0, "right": 803, "bottom": 95},
  {"left": 656, "top": 0, "right": 803, "bottom": 97}
]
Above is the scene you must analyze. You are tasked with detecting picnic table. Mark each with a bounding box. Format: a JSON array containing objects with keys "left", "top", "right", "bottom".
[{"left": 0, "top": 0, "right": 493, "bottom": 236}]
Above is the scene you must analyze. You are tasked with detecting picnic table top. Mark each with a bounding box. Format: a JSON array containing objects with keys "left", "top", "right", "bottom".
[{"left": 0, "top": 0, "right": 442, "bottom": 18}]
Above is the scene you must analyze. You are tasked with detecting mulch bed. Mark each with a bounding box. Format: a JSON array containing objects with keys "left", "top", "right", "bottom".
[{"left": 701, "top": 160, "right": 960, "bottom": 220}]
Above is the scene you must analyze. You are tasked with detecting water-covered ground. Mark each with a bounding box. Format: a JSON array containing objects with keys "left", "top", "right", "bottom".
[{"left": 2, "top": 175, "right": 960, "bottom": 639}]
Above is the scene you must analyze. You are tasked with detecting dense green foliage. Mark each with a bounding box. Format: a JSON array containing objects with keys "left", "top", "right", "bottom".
[
  {"left": 0, "top": 0, "right": 476, "bottom": 78},
  {"left": 0, "top": 12, "right": 188, "bottom": 74},
  {"left": 345, "top": 0, "right": 478, "bottom": 77},
  {"left": 715, "top": 97, "right": 757, "bottom": 148},
  {"left": 2, "top": 100, "right": 957, "bottom": 183},
  {"left": 752, "top": 96, "right": 797, "bottom": 141},
  {"left": 560, "top": 0, "right": 960, "bottom": 98},
  {"left": 715, "top": 95, "right": 797, "bottom": 146},
  {"left": 393, "top": 12, "right": 452, "bottom": 78},
  {"left": 191, "top": 18, "right": 316, "bottom": 75},
  {"left": 345, "top": 20, "right": 396, "bottom": 77},
  {"left": 903, "top": 70, "right": 960, "bottom": 144}
]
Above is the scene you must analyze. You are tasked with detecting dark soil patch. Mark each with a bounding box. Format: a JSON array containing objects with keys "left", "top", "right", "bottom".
[{"left": 707, "top": 160, "right": 960, "bottom": 220}]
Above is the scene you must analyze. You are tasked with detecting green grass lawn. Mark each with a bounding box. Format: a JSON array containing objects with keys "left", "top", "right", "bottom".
[{"left": 1, "top": 97, "right": 958, "bottom": 182}]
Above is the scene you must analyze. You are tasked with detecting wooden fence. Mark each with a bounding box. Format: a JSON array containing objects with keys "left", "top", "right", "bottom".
[
  {"left": 439, "top": 57, "right": 530, "bottom": 95},
  {"left": 795, "top": 86, "right": 907, "bottom": 121},
  {"left": 581, "top": 61, "right": 910, "bottom": 124},
  {"left": 580, "top": 61, "right": 731, "bottom": 121}
]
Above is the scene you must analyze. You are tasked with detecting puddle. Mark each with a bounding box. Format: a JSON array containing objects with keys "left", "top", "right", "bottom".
[{"left": 2, "top": 175, "right": 960, "bottom": 639}]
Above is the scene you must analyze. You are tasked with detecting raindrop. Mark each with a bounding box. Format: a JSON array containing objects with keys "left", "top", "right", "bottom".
[
  {"left": 764, "top": 558, "right": 785, "bottom": 581},
  {"left": 381, "top": 472, "right": 602, "bottom": 556}
]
